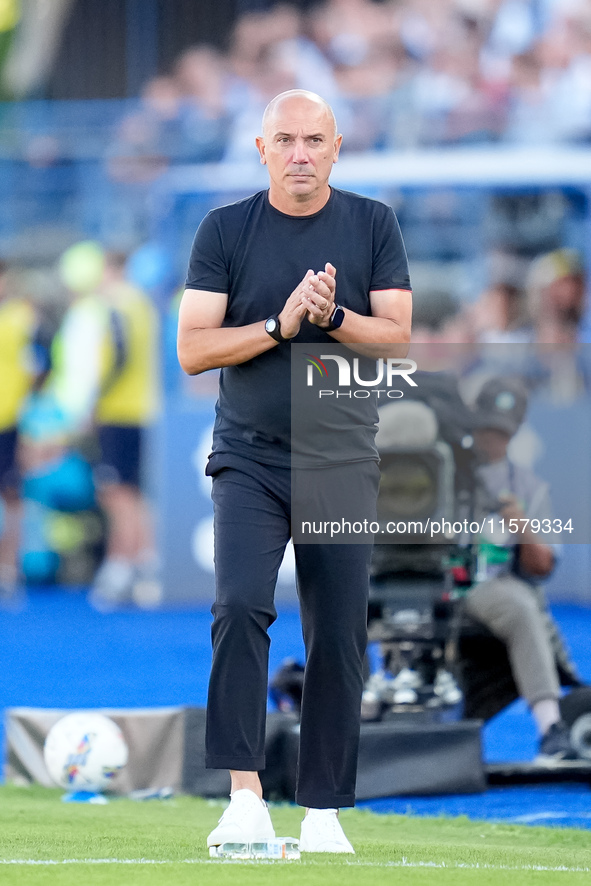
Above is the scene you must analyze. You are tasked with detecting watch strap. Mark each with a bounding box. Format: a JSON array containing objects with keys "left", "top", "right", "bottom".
[
  {"left": 265, "top": 313, "right": 288, "bottom": 343},
  {"left": 326, "top": 304, "right": 345, "bottom": 332}
]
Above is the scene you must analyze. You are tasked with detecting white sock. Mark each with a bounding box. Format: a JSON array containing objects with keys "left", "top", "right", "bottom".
[{"left": 532, "top": 698, "right": 561, "bottom": 736}]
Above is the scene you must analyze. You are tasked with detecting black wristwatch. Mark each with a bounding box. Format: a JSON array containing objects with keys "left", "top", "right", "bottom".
[
  {"left": 265, "top": 313, "right": 289, "bottom": 343},
  {"left": 325, "top": 304, "right": 345, "bottom": 332}
]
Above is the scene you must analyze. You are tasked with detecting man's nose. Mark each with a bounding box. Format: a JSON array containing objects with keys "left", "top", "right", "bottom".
[{"left": 292, "top": 139, "right": 309, "bottom": 164}]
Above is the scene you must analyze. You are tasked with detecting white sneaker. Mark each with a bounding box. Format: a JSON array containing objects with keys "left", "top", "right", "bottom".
[
  {"left": 89, "top": 558, "right": 135, "bottom": 611},
  {"left": 391, "top": 667, "right": 422, "bottom": 705},
  {"left": 299, "top": 808, "right": 355, "bottom": 854},
  {"left": 433, "top": 669, "right": 463, "bottom": 705},
  {"left": 206, "top": 789, "right": 275, "bottom": 848}
]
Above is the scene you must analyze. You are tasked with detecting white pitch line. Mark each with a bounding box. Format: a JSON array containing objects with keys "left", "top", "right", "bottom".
[{"left": 0, "top": 858, "right": 589, "bottom": 873}]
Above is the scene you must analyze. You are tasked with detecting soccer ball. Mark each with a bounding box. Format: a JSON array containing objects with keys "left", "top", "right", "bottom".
[{"left": 43, "top": 712, "right": 129, "bottom": 792}]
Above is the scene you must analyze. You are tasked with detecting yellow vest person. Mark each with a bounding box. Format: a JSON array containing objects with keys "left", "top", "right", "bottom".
[
  {"left": 0, "top": 296, "right": 35, "bottom": 434},
  {"left": 96, "top": 280, "right": 159, "bottom": 428}
]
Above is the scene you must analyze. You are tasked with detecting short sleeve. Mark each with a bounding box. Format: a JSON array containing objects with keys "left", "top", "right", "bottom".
[
  {"left": 370, "top": 206, "right": 411, "bottom": 292},
  {"left": 185, "top": 210, "right": 229, "bottom": 293}
]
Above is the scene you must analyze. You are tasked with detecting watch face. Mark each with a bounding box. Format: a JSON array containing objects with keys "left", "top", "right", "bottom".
[
  {"left": 327, "top": 306, "right": 345, "bottom": 330},
  {"left": 266, "top": 317, "right": 278, "bottom": 334}
]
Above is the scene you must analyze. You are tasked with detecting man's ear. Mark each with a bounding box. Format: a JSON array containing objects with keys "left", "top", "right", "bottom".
[
  {"left": 333, "top": 134, "right": 343, "bottom": 163},
  {"left": 256, "top": 136, "right": 267, "bottom": 165}
]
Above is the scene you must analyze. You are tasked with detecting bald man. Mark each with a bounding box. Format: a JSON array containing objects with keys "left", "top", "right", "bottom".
[{"left": 178, "top": 90, "right": 412, "bottom": 853}]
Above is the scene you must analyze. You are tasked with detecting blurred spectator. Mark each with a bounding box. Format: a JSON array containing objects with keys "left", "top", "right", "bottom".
[
  {"left": 465, "top": 376, "right": 579, "bottom": 761},
  {"left": 482, "top": 0, "right": 541, "bottom": 76},
  {"left": 410, "top": 286, "right": 464, "bottom": 343},
  {"left": 17, "top": 393, "right": 103, "bottom": 587},
  {"left": 49, "top": 240, "right": 107, "bottom": 431},
  {"left": 89, "top": 250, "right": 160, "bottom": 610},
  {"left": 526, "top": 248, "right": 585, "bottom": 344},
  {"left": 411, "top": 9, "right": 507, "bottom": 146},
  {"left": 397, "top": 0, "right": 459, "bottom": 60},
  {"left": 310, "top": 0, "right": 395, "bottom": 64},
  {"left": 0, "top": 261, "right": 51, "bottom": 602},
  {"left": 332, "top": 40, "right": 407, "bottom": 152},
  {"left": 504, "top": 14, "right": 591, "bottom": 146},
  {"left": 469, "top": 281, "right": 531, "bottom": 343},
  {"left": 503, "top": 48, "right": 554, "bottom": 144},
  {"left": 49, "top": 241, "right": 160, "bottom": 608},
  {"left": 107, "top": 76, "right": 185, "bottom": 185},
  {"left": 535, "top": 3, "right": 591, "bottom": 144},
  {"left": 173, "top": 46, "right": 230, "bottom": 162}
]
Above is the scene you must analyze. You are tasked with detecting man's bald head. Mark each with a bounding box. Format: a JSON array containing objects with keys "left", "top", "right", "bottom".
[
  {"left": 256, "top": 89, "right": 342, "bottom": 214},
  {"left": 261, "top": 90, "right": 338, "bottom": 138}
]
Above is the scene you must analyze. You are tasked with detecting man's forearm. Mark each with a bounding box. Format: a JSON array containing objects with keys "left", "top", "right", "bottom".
[
  {"left": 326, "top": 309, "right": 411, "bottom": 358},
  {"left": 178, "top": 322, "right": 277, "bottom": 375}
]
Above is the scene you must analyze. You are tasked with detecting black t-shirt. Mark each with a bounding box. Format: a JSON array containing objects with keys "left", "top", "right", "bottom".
[{"left": 185, "top": 187, "right": 411, "bottom": 467}]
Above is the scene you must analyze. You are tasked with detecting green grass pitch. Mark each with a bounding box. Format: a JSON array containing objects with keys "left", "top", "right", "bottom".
[{"left": 0, "top": 785, "right": 590, "bottom": 885}]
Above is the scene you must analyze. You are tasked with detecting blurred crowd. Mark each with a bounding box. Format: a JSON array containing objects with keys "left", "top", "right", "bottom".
[
  {"left": 0, "top": 244, "right": 161, "bottom": 607},
  {"left": 411, "top": 246, "right": 586, "bottom": 345},
  {"left": 107, "top": 0, "right": 591, "bottom": 175}
]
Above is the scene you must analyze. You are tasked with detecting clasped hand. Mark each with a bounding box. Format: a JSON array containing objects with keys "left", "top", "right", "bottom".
[{"left": 278, "top": 262, "right": 336, "bottom": 339}]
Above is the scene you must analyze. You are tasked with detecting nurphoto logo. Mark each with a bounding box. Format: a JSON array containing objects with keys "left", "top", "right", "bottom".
[{"left": 305, "top": 353, "right": 418, "bottom": 398}]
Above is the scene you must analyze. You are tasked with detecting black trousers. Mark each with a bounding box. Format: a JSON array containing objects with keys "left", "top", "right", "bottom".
[{"left": 205, "top": 460, "right": 377, "bottom": 808}]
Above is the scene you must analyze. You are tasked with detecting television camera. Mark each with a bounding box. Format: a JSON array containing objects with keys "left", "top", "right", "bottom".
[{"left": 365, "top": 372, "right": 482, "bottom": 721}]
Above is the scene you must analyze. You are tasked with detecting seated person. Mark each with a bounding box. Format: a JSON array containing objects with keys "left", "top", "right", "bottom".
[{"left": 465, "top": 376, "right": 577, "bottom": 761}]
